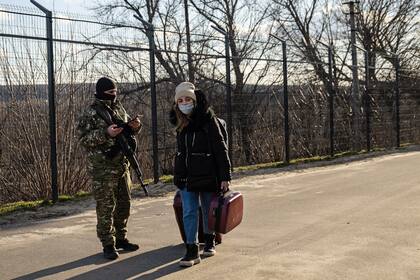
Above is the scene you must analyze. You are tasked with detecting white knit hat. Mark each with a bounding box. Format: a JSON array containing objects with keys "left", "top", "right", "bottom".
[{"left": 175, "top": 82, "right": 196, "bottom": 102}]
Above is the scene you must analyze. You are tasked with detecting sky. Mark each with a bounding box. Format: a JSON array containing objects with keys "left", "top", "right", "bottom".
[{"left": 0, "top": 0, "right": 94, "bottom": 15}]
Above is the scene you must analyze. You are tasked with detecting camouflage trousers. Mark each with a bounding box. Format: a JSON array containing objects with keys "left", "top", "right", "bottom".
[{"left": 92, "top": 166, "right": 132, "bottom": 247}]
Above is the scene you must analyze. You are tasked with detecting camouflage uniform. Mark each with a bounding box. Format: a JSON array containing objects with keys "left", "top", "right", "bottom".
[{"left": 77, "top": 98, "right": 135, "bottom": 247}]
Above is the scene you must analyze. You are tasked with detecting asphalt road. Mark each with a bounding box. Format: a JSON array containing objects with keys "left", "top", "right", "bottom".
[{"left": 1, "top": 151, "right": 420, "bottom": 280}]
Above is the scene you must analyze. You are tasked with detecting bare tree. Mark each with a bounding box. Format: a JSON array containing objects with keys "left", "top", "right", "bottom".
[
  {"left": 270, "top": 0, "right": 366, "bottom": 155},
  {"left": 352, "top": 0, "right": 419, "bottom": 80},
  {"left": 190, "top": 0, "right": 279, "bottom": 163},
  {"left": 91, "top": 0, "right": 193, "bottom": 83},
  {"left": 271, "top": 0, "right": 343, "bottom": 88},
  {"left": 272, "top": 0, "right": 419, "bottom": 82}
]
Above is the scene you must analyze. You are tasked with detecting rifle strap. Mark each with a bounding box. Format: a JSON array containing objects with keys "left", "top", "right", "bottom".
[
  {"left": 91, "top": 103, "right": 114, "bottom": 126},
  {"left": 91, "top": 104, "right": 122, "bottom": 158},
  {"left": 92, "top": 103, "right": 149, "bottom": 196}
]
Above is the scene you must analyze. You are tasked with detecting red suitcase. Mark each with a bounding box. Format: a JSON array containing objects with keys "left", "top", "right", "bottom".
[
  {"left": 208, "top": 190, "right": 243, "bottom": 234},
  {"left": 173, "top": 190, "right": 222, "bottom": 244}
]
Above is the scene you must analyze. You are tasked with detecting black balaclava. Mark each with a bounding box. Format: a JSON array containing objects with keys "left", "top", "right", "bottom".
[{"left": 95, "top": 77, "right": 117, "bottom": 102}]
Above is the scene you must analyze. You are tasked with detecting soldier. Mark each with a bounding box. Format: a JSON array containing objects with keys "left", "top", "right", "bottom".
[{"left": 77, "top": 77, "right": 141, "bottom": 260}]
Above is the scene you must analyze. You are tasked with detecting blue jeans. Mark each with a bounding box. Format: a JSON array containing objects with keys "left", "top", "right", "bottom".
[{"left": 180, "top": 189, "right": 215, "bottom": 244}]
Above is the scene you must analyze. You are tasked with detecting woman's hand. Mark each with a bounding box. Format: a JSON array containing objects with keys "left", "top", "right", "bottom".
[{"left": 221, "top": 181, "right": 230, "bottom": 192}]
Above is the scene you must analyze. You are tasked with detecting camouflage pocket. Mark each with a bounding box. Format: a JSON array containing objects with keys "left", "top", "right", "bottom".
[{"left": 119, "top": 171, "right": 132, "bottom": 200}]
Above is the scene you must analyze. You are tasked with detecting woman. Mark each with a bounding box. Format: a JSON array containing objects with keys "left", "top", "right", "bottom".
[{"left": 170, "top": 81, "right": 231, "bottom": 267}]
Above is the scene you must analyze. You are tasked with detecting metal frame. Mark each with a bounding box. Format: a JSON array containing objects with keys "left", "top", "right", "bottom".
[
  {"left": 211, "top": 25, "right": 233, "bottom": 168},
  {"left": 133, "top": 14, "right": 160, "bottom": 183},
  {"left": 31, "top": 0, "right": 58, "bottom": 202},
  {"left": 269, "top": 34, "right": 290, "bottom": 164}
]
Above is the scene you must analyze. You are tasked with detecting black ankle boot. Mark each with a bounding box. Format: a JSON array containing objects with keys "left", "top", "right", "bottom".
[
  {"left": 103, "top": 245, "right": 119, "bottom": 260},
  {"left": 179, "top": 243, "right": 201, "bottom": 267},
  {"left": 115, "top": 239, "right": 140, "bottom": 251},
  {"left": 203, "top": 233, "right": 216, "bottom": 257}
]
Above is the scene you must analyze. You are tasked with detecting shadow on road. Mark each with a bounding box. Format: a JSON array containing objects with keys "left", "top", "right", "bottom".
[{"left": 13, "top": 244, "right": 184, "bottom": 280}]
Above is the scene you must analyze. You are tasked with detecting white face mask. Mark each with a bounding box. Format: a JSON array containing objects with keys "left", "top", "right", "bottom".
[{"left": 178, "top": 103, "right": 194, "bottom": 115}]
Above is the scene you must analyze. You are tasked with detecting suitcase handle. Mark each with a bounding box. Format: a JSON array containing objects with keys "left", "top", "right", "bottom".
[{"left": 214, "top": 193, "right": 225, "bottom": 233}]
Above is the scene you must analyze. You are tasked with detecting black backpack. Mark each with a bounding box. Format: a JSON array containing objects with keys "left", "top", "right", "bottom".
[{"left": 204, "top": 117, "right": 228, "bottom": 147}]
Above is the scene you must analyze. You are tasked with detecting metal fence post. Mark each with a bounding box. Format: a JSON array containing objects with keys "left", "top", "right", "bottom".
[
  {"left": 395, "top": 56, "right": 401, "bottom": 148},
  {"left": 364, "top": 51, "right": 371, "bottom": 152},
  {"left": 31, "top": 0, "right": 58, "bottom": 202},
  {"left": 212, "top": 25, "right": 233, "bottom": 168},
  {"left": 282, "top": 40, "right": 290, "bottom": 163},
  {"left": 134, "top": 14, "right": 159, "bottom": 183},
  {"left": 345, "top": 1, "right": 361, "bottom": 152},
  {"left": 225, "top": 33, "right": 233, "bottom": 167},
  {"left": 269, "top": 34, "right": 290, "bottom": 164},
  {"left": 328, "top": 46, "right": 335, "bottom": 157}
]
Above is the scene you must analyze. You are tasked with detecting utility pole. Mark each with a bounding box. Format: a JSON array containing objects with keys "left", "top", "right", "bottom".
[{"left": 343, "top": 1, "right": 360, "bottom": 151}]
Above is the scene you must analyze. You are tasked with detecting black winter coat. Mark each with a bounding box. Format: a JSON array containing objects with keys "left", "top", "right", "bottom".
[{"left": 170, "top": 104, "right": 231, "bottom": 192}]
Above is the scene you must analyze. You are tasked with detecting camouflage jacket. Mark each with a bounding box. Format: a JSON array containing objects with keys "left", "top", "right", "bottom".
[{"left": 77, "top": 98, "right": 138, "bottom": 171}]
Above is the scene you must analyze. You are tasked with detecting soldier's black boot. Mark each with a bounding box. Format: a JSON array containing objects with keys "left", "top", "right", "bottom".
[
  {"left": 179, "top": 243, "right": 201, "bottom": 267},
  {"left": 115, "top": 239, "right": 140, "bottom": 251},
  {"left": 202, "top": 233, "right": 216, "bottom": 257},
  {"left": 103, "top": 245, "right": 119, "bottom": 260}
]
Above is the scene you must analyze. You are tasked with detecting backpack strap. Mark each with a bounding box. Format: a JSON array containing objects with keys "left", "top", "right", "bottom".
[
  {"left": 92, "top": 103, "right": 137, "bottom": 152},
  {"left": 216, "top": 118, "right": 228, "bottom": 145},
  {"left": 202, "top": 117, "right": 223, "bottom": 155},
  {"left": 203, "top": 122, "right": 213, "bottom": 155}
]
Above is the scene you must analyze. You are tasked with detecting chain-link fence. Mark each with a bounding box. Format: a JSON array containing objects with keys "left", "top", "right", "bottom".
[{"left": 0, "top": 3, "right": 419, "bottom": 204}]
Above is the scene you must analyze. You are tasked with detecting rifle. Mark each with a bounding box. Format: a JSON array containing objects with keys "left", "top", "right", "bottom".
[{"left": 92, "top": 104, "right": 149, "bottom": 196}]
